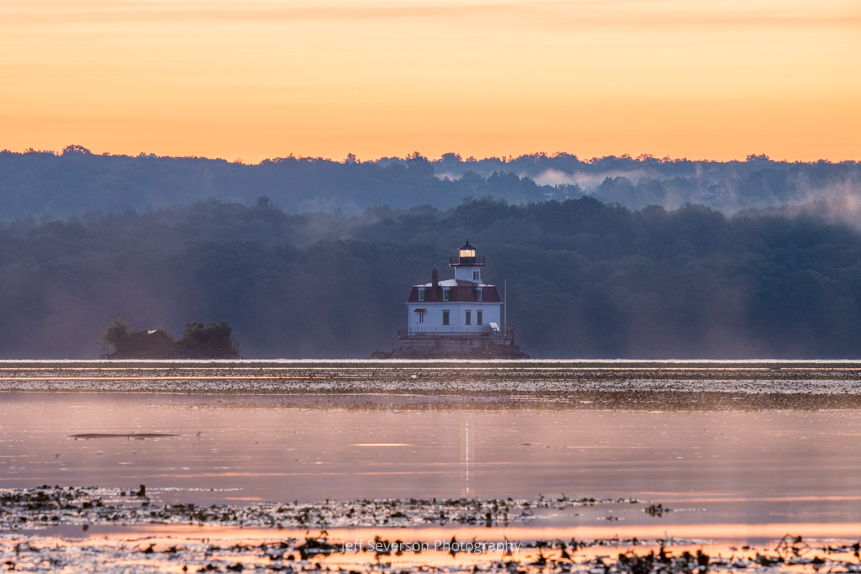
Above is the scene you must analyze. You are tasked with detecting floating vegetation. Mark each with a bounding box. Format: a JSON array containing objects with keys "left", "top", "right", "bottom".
[
  {"left": 0, "top": 487, "right": 858, "bottom": 573},
  {"left": 644, "top": 504, "right": 669, "bottom": 517},
  {"left": 0, "top": 486, "right": 640, "bottom": 531},
  {"left": 69, "top": 433, "right": 179, "bottom": 440},
  {"left": 1, "top": 531, "right": 859, "bottom": 574}
]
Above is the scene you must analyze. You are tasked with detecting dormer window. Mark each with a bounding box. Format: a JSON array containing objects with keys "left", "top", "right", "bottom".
[
  {"left": 418, "top": 288, "right": 426, "bottom": 302},
  {"left": 476, "top": 288, "right": 483, "bottom": 301},
  {"left": 442, "top": 287, "right": 451, "bottom": 302}
]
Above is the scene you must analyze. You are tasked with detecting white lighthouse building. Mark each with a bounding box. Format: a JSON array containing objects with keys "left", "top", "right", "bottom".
[
  {"left": 406, "top": 241, "right": 502, "bottom": 335},
  {"left": 377, "top": 242, "right": 525, "bottom": 359}
]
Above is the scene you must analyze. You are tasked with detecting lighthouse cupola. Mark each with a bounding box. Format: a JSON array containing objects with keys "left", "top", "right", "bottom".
[{"left": 450, "top": 241, "right": 485, "bottom": 282}]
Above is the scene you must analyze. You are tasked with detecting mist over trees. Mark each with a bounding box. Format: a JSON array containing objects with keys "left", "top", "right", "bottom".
[
  {"left": 3, "top": 196, "right": 861, "bottom": 359},
  {"left": 1, "top": 147, "right": 859, "bottom": 220}
]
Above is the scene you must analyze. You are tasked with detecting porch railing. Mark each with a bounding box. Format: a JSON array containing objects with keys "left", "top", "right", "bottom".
[{"left": 398, "top": 326, "right": 514, "bottom": 338}]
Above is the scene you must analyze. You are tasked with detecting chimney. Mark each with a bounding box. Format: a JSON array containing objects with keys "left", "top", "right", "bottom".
[{"left": 432, "top": 269, "right": 439, "bottom": 288}]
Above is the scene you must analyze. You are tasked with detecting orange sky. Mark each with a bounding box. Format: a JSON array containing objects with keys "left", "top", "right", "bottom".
[{"left": 1, "top": 0, "right": 859, "bottom": 163}]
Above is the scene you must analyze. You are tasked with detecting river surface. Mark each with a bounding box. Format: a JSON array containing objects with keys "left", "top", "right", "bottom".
[
  {"left": 2, "top": 358, "right": 861, "bottom": 574},
  {"left": 2, "top": 389, "right": 861, "bottom": 543}
]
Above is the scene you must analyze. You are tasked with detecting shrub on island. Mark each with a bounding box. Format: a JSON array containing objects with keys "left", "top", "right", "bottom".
[{"left": 99, "top": 318, "right": 241, "bottom": 359}]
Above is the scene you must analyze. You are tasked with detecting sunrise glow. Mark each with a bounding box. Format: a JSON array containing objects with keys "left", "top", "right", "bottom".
[{"left": 1, "top": 0, "right": 860, "bottom": 161}]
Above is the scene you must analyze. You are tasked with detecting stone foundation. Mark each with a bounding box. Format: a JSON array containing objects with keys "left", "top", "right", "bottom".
[{"left": 372, "top": 334, "right": 528, "bottom": 359}]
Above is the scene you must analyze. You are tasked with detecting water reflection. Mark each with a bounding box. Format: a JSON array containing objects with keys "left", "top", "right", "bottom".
[{"left": 1, "top": 393, "right": 860, "bottom": 537}]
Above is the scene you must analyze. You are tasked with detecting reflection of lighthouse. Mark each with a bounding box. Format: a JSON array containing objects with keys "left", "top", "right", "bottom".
[
  {"left": 466, "top": 420, "right": 469, "bottom": 494},
  {"left": 461, "top": 418, "right": 474, "bottom": 497}
]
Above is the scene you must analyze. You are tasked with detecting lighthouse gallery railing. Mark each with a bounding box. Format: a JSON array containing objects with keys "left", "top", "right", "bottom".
[{"left": 398, "top": 326, "right": 514, "bottom": 338}]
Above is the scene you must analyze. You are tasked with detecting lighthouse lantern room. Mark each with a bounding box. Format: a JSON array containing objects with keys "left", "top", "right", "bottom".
[{"left": 451, "top": 241, "right": 484, "bottom": 283}]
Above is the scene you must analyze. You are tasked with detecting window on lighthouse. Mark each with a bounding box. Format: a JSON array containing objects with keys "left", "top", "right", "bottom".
[{"left": 473, "top": 270, "right": 480, "bottom": 281}]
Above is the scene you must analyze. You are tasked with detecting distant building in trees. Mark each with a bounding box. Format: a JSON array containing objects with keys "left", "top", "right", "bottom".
[{"left": 697, "top": 182, "right": 727, "bottom": 204}]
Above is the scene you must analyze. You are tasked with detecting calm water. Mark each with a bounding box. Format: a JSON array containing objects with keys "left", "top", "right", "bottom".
[{"left": 2, "top": 392, "right": 861, "bottom": 540}]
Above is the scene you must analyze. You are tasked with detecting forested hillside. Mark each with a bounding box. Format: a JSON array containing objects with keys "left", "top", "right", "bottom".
[
  {"left": 3, "top": 196, "right": 861, "bottom": 359},
  {"left": 2, "top": 147, "right": 859, "bottom": 219}
]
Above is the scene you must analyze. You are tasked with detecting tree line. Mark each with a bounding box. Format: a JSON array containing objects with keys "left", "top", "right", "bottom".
[
  {"left": 1, "top": 146, "right": 858, "bottom": 220},
  {"left": 2, "top": 196, "right": 861, "bottom": 358}
]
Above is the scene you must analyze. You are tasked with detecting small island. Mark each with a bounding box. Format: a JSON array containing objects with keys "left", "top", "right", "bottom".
[{"left": 98, "top": 319, "right": 242, "bottom": 359}]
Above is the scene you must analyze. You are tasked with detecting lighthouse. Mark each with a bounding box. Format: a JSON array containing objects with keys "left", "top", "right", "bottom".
[{"left": 373, "top": 242, "right": 527, "bottom": 359}]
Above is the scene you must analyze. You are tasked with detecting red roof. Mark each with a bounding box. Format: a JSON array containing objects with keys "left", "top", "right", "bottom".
[{"left": 407, "top": 285, "right": 500, "bottom": 303}]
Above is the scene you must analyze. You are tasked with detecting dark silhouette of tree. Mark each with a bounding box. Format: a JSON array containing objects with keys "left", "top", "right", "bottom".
[
  {"left": 97, "top": 318, "right": 240, "bottom": 359},
  {"left": 61, "top": 144, "right": 91, "bottom": 155},
  {"left": 99, "top": 319, "right": 175, "bottom": 358},
  {"left": 405, "top": 152, "right": 434, "bottom": 178},
  {"left": 176, "top": 322, "right": 241, "bottom": 359}
]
